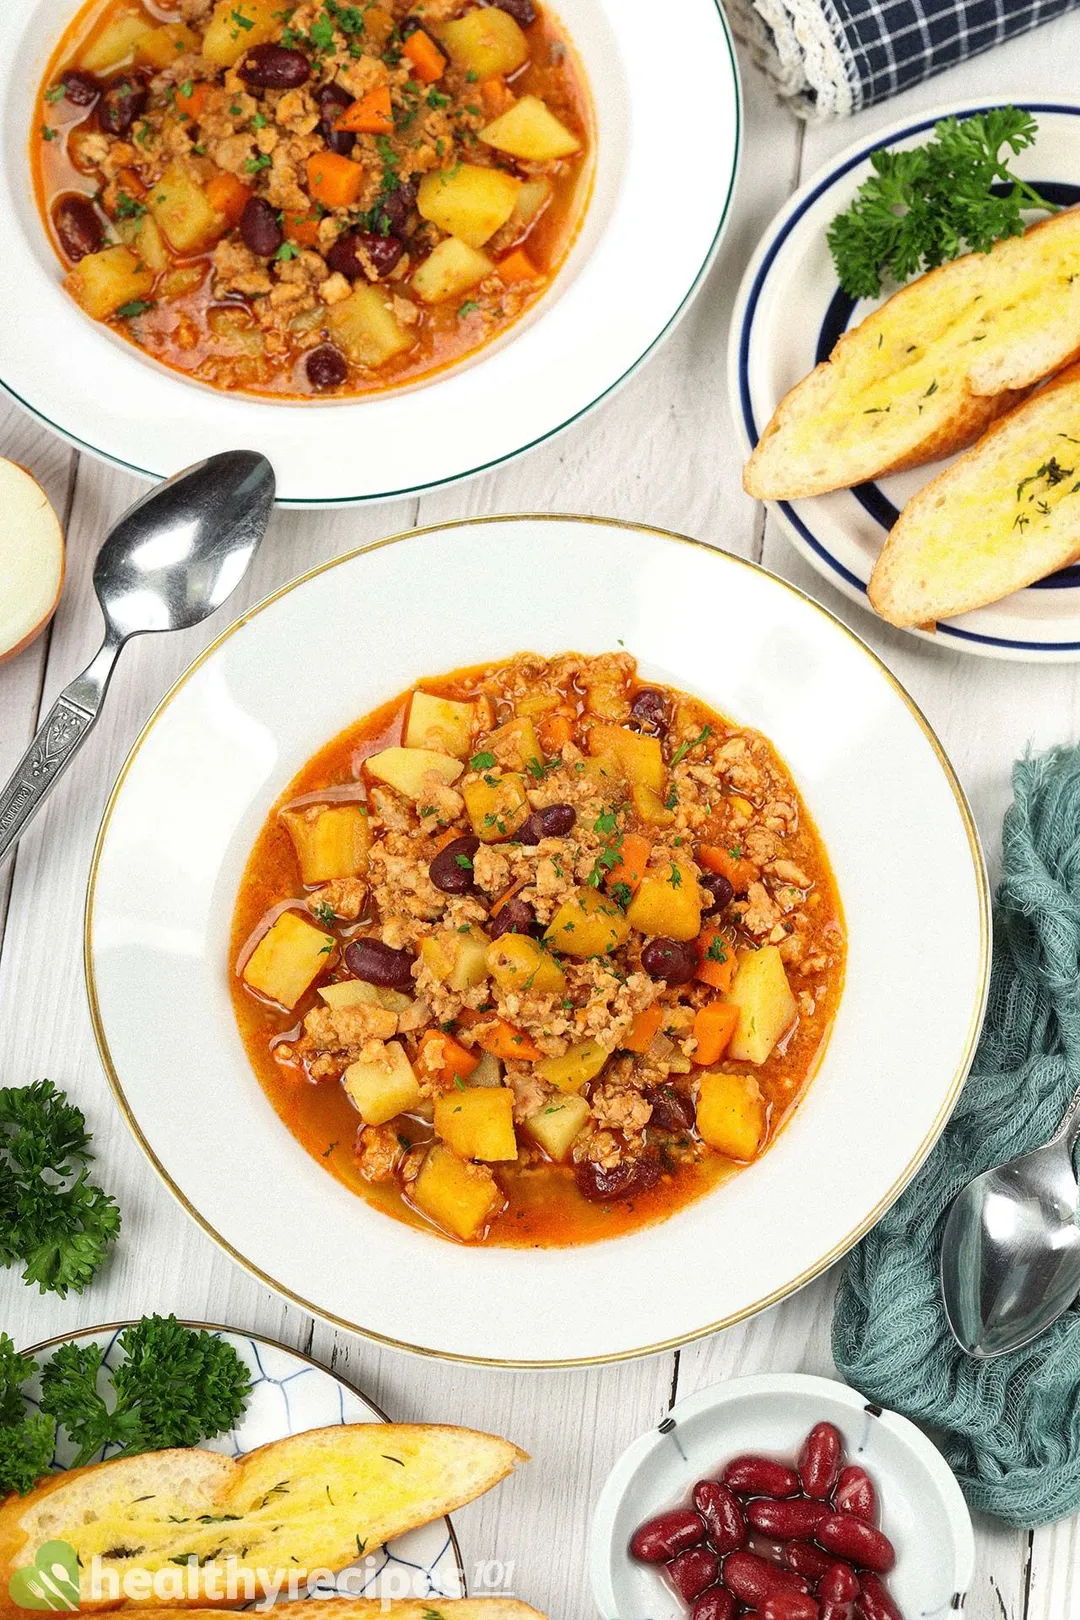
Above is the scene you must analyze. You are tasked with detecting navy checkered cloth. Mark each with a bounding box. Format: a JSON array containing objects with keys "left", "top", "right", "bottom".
[{"left": 729, "top": 0, "right": 1079, "bottom": 116}]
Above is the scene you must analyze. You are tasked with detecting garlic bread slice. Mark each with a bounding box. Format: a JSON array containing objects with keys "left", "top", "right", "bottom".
[
  {"left": 744, "top": 209, "right": 1080, "bottom": 499},
  {"left": 869, "top": 363, "right": 1080, "bottom": 626}
]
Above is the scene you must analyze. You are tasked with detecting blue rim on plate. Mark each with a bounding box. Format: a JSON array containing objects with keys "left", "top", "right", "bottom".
[{"left": 735, "top": 102, "right": 1080, "bottom": 655}]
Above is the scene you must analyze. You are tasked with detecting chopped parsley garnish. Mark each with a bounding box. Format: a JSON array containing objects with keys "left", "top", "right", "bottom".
[
  {"left": 454, "top": 853, "right": 474, "bottom": 870},
  {"left": 470, "top": 750, "right": 496, "bottom": 770},
  {"left": 116, "top": 300, "right": 154, "bottom": 319},
  {"left": 457, "top": 299, "right": 479, "bottom": 318},
  {"left": 670, "top": 724, "right": 711, "bottom": 767}
]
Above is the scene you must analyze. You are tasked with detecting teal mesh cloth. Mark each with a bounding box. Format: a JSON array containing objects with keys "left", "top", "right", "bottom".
[{"left": 833, "top": 744, "right": 1080, "bottom": 1527}]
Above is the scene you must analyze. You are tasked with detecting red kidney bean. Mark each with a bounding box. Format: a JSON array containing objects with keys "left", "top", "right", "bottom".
[
  {"left": 799, "top": 1423, "right": 843, "bottom": 1500},
  {"left": 326, "top": 229, "right": 366, "bottom": 281},
  {"left": 488, "top": 896, "right": 541, "bottom": 940},
  {"left": 376, "top": 179, "right": 418, "bottom": 236},
  {"left": 668, "top": 1546, "right": 719, "bottom": 1602},
  {"left": 820, "top": 1564, "right": 860, "bottom": 1603},
  {"left": 98, "top": 72, "right": 148, "bottom": 135},
  {"left": 723, "top": 1551, "right": 809, "bottom": 1608},
  {"left": 692, "top": 1589, "right": 735, "bottom": 1620},
  {"left": 317, "top": 81, "right": 355, "bottom": 154},
  {"left": 52, "top": 194, "right": 103, "bottom": 262},
  {"left": 630, "top": 1508, "right": 705, "bottom": 1563},
  {"left": 691, "top": 1479, "right": 747, "bottom": 1554},
  {"left": 855, "top": 1575, "right": 904, "bottom": 1620},
  {"left": 517, "top": 802, "right": 576, "bottom": 844},
  {"left": 239, "top": 195, "right": 283, "bottom": 257},
  {"left": 362, "top": 229, "right": 405, "bottom": 278},
  {"left": 429, "top": 834, "right": 480, "bottom": 894},
  {"left": 629, "top": 686, "right": 670, "bottom": 736},
  {"left": 491, "top": 0, "right": 537, "bottom": 24},
  {"left": 59, "top": 67, "right": 100, "bottom": 105},
  {"left": 820, "top": 1605, "right": 856, "bottom": 1620},
  {"left": 701, "top": 871, "right": 734, "bottom": 914},
  {"left": 833, "top": 1467, "right": 877, "bottom": 1523},
  {"left": 640, "top": 936, "right": 699, "bottom": 984},
  {"left": 816, "top": 1515, "right": 895, "bottom": 1574},
  {"left": 785, "top": 1542, "right": 839, "bottom": 1583},
  {"left": 748, "top": 1498, "right": 829, "bottom": 1540},
  {"left": 306, "top": 345, "right": 348, "bottom": 391},
  {"left": 343, "top": 937, "right": 415, "bottom": 991},
  {"left": 722, "top": 1456, "right": 801, "bottom": 1499},
  {"left": 761, "top": 1593, "right": 820, "bottom": 1620},
  {"left": 576, "top": 1149, "right": 661, "bottom": 1203},
  {"left": 239, "top": 43, "right": 311, "bottom": 86},
  {"left": 647, "top": 1083, "right": 696, "bottom": 1133}
]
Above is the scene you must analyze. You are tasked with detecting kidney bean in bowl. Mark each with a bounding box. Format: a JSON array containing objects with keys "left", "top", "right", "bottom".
[{"left": 588, "top": 1374, "right": 974, "bottom": 1620}]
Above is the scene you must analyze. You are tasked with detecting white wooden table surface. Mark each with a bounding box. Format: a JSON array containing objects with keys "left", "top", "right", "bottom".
[{"left": 4, "top": 17, "right": 1080, "bottom": 1618}]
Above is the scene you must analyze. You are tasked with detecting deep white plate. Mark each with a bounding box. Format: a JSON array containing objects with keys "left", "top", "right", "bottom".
[
  {"left": 86, "top": 516, "right": 990, "bottom": 1365},
  {"left": 0, "top": 0, "right": 739, "bottom": 506},
  {"left": 588, "top": 1374, "right": 974, "bottom": 1620},
  {"left": 20, "top": 1322, "right": 463, "bottom": 1603},
  {"left": 729, "top": 99, "right": 1080, "bottom": 661}
]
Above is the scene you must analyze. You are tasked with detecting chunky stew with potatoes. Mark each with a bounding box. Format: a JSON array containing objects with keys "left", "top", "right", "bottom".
[
  {"left": 34, "top": 0, "right": 590, "bottom": 397},
  {"left": 230, "top": 653, "right": 845, "bottom": 1247}
]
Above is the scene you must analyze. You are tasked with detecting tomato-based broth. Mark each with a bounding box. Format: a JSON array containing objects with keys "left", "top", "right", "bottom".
[
  {"left": 33, "top": 0, "right": 591, "bottom": 398},
  {"left": 230, "top": 653, "right": 845, "bottom": 1248}
]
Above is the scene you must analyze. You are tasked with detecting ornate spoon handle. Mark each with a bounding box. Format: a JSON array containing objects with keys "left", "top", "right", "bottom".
[{"left": 0, "top": 637, "right": 120, "bottom": 868}]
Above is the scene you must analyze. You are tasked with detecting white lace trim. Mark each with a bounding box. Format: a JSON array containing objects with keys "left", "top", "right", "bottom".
[{"left": 726, "top": 0, "right": 861, "bottom": 119}]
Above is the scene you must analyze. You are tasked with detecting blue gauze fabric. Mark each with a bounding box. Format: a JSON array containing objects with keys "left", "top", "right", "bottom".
[{"left": 833, "top": 744, "right": 1080, "bottom": 1527}]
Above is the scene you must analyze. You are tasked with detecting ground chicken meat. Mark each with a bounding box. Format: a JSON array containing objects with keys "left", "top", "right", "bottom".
[
  {"left": 355, "top": 1124, "right": 404, "bottom": 1183},
  {"left": 590, "top": 1080, "right": 652, "bottom": 1135}
]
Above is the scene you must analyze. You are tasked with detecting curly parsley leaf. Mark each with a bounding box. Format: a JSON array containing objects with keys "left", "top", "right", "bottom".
[
  {"left": 0, "top": 1335, "right": 55, "bottom": 1496},
  {"left": 827, "top": 107, "right": 1058, "bottom": 300}
]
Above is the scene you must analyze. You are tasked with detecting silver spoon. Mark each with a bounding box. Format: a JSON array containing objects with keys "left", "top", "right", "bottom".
[
  {"left": 0, "top": 450, "right": 275, "bottom": 867},
  {"left": 940, "top": 1079, "right": 1080, "bottom": 1357}
]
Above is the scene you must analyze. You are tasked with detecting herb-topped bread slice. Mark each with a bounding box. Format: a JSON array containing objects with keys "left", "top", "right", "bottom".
[
  {"left": 869, "top": 362, "right": 1080, "bottom": 626},
  {"left": 0, "top": 1425, "right": 527, "bottom": 1610},
  {"left": 168, "top": 1606, "right": 546, "bottom": 1618},
  {"left": 744, "top": 209, "right": 1080, "bottom": 499}
]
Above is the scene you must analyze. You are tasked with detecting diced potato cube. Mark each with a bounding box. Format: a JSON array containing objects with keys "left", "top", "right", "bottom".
[
  {"left": 544, "top": 888, "right": 630, "bottom": 958},
  {"left": 420, "top": 926, "right": 491, "bottom": 992},
  {"left": 468, "top": 1051, "right": 503, "bottom": 1088},
  {"left": 581, "top": 750, "right": 623, "bottom": 788},
  {"left": 438, "top": 8, "right": 529, "bottom": 77},
  {"left": 588, "top": 723, "right": 665, "bottom": 791},
  {"left": 411, "top": 1144, "right": 503, "bottom": 1240},
  {"left": 405, "top": 690, "right": 477, "bottom": 758},
  {"left": 462, "top": 771, "right": 530, "bottom": 841},
  {"left": 160, "top": 263, "right": 207, "bottom": 300},
  {"left": 79, "top": 10, "right": 147, "bottom": 72},
  {"left": 632, "top": 781, "right": 675, "bottom": 827},
  {"left": 117, "top": 213, "right": 169, "bottom": 275},
  {"left": 280, "top": 802, "right": 370, "bottom": 884},
  {"left": 486, "top": 934, "right": 566, "bottom": 996},
  {"left": 66, "top": 246, "right": 155, "bottom": 322},
  {"left": 364, "top": 746, "right": 464, "bottom": 800},
  {"left": 327, "top": 282, "right": 414, "bottom": 367},
  {"left": 696, "top": 1070, "right": 765, "bottom": 1161},
  {"left": 434, "top": 1087, "right": 518, "bottom": 1162},
  {"left": 201, "top": 0, "right": 280, "bottom": 66},
  {"left": 343, "top": 1040, "right": 422, "bottom": 1126},
  {"left": 523, "top": 1094, "right": 591, "bottom": 1160},
  {"left": 242, "top": 911, "right": 333, "bottom": 1009},
  {"left": 412, "top": 237, "right": 492, "bottom": 304},
  {"left": 148, "top": 163, "right": 226, "bottom": 255},
  {"left": 486, "top": 716, "right": 543, "bottom": 770},
  {"left": 536, "top": 1039, "right": 608, "bottom": 1095},
  {"left": 723, "top": 946, "right": 798, "bottom": 1064},
  {"left": 625, "top": 863, "right": 702, "bottom": 942},
  {"left": 417, "top": 164, "right": 520, "bottom": 249},
  {"left": 480, "top": 95, "right": 581, "bottom": 162},
  {"left": 506, "top": 176, "right": 552, "bottom": 237},
  {"left": 319, "top": 980, "right": 411, "bottom": 1014},
  {"left": 134, "top": 22, "right": 200, "bottom": 67}
]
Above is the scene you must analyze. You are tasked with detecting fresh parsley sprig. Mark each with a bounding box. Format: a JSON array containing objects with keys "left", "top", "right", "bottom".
[{"left": 827, "top": 107, "right": 1058, "bottom": 300}]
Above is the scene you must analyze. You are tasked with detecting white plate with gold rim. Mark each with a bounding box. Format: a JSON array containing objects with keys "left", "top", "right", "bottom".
[
  {"left": 0, "top": 0, "right": 739, "bottom": 506},
  {"left": 85, "top": 516, "right": 990, "bottom": 1366}
]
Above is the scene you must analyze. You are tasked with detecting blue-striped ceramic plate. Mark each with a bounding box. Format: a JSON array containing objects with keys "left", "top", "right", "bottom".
[
  {"left": 19, "top": 1322, "right": 464, "bottom": 1605},
  {"left": 728, "top": 99, "right": 1080, "bottom": 662}
]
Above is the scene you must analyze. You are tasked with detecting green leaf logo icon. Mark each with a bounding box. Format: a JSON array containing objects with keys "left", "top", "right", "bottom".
[{"left": 8, "top": 1541, "right": 80, "bottom": 1611}]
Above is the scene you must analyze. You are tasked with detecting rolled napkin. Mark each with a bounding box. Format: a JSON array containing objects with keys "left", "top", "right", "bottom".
[
  {"left": 729, "top": 0, "right": 1080, "bottom": 118},
  {"left": 833, "top": 744, "right": 1080, "bottom": 1527}
]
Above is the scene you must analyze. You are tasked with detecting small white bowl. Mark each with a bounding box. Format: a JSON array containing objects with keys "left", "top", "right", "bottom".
[{"left": 588, "top": 1373, "right": 974, "bottom": 1619}]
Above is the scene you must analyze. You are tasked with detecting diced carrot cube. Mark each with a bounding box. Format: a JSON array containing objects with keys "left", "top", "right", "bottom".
[
  {"left": 402, "top": 28, "right": 447, "bottom": 82},
  {"left": 691, "top": 1001, "right": 740, "bottom": 1066},
  {"left": 205, "top": 169, "right": 252, "bottom": 226},
  {"left": 698, "top": 842, "right": 758, "bottom": 894},
  {"left": 604, "top": 832, "right": 651, "bottom": 898},
  {"left": 306, "top": 151, "right": 366, "bottom": 209},
  {"left": 175, "top": 80, "right": 210, "bottom": 122},
  {"left": 696, "top": 926, "right": 738, "bottom": 992},
  {"left": 284, "top": 210, "right": 322, "bottom": 248},
  {"left": 497, "top": 247, "right": 539, "bottom": 284},
  {"left": 337, "top": 85, "right": 394, "bottom": 133},
  {"left": 622, "top": 1004, "right": 663, "bottom": 1054}
]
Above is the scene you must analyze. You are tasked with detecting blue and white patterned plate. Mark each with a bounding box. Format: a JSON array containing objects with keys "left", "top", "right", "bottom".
[
  {"left": 729, "top": 99, "right": 1080, "bottom": 662},
  {"left": 20, "top": 1323, "right": 464, "bottom": 1605}
]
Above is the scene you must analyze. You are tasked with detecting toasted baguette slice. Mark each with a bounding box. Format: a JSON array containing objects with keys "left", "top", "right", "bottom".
[
  {"left": 0, "top": 1425, "right": 527, "bottom": 1610},
  {"left": 744, "top": 209, "right": 1080, "bottom": 499},
  {"left": 168, "top": 1605, "right": 545, "bottom": 1618},
  {"left": 869, "top": 362, "right": 1080, "bottom": 625}
]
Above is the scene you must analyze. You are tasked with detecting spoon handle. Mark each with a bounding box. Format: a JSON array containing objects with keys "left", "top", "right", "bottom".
[
  {"left": 1053, "top": 1078, "right": 1080, "bottom": 1153},
  {"left": 0, "top": 637, "right": 120, "bottom": 869}
]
